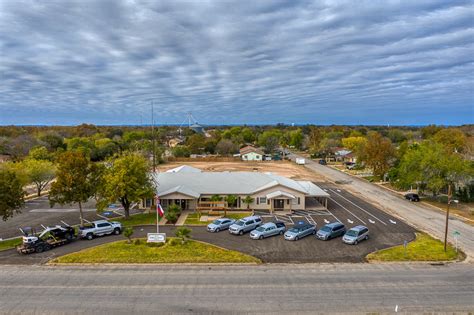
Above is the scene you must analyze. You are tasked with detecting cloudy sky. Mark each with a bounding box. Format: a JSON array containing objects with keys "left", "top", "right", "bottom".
[{"left": 0, "top": 0, "right": 473, "bottom": 125}]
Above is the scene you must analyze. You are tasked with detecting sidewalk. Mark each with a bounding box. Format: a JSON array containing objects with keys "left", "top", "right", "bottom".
[{"left": 175, "top": 210, "right": 192, "bottom": 226}]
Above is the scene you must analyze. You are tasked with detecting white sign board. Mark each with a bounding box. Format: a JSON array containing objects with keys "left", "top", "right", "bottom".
[{"left": 147, "top": 233, "right": 166, "bottom": 243}]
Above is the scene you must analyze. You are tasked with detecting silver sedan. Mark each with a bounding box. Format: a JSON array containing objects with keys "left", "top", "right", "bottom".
[{"left": 207, "top": 218, "right": 235, "bottom": 232}]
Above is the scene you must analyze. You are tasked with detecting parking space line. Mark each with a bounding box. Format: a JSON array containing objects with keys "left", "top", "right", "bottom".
[
  {"left": 96, "top": 213, "right": 108, "bottom": 220},
  {"left": 306, "top": 215, "right": 317, "bottom": 226},
  {"left": 329, "top": 197, "right": 367, "bottom": 225},
  {"left": 325, "top": 209, "right": 342, "bottom": 224},
  {"left": 83, "top": 218, "right": 91, "bottom": 224},
  {"left": 329, "top": 189, "right": 387, "bottom": 226}
]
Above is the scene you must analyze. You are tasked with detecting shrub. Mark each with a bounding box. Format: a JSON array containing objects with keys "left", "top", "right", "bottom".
[
  {"left": 134, "top": 239, "right": 142, "bottom": 246},
  {"left": 165, "top": 204, "right": 182, "bottom": 224},
  {"left": 169, "top": 238, "right": 181, "bottom": 246},
  {"left": 175, "top": 227, "right": 192, "bottom": 244},
  {"left": 147, "top": 241, "right": 165, "bottom": 248},
  {"left": 123, "top": 227, "right": 134, "bottom": 244}
]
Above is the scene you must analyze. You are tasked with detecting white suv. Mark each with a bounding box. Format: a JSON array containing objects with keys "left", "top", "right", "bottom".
[{"left": 228, "top": 216, "right": 262, "bottom": 235}]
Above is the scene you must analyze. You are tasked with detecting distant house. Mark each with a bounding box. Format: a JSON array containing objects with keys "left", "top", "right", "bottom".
[
  {"left": 0, "top": 155, "right": 11, "bottom": 163},
  {"left": 335, "top": 149, "right": 356, "bottom": 163},
  {"left": 240, "top": 145, "right": 264, "bottom": 161},
  {"left": 168, "top": 138, "right": 184, "bottom": 148}
]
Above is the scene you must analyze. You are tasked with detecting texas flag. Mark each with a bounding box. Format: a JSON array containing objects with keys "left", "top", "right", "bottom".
[{"left": 156, "top": 196, "right": 164, "bottom": 217}]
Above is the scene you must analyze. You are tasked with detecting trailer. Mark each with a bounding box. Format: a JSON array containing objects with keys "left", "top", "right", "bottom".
[
  {"left": 296, "top": 158, "right": 306, "bottom": 165},
  {"left": 16, "top": 225, "right": 76, "bottom": 254}
]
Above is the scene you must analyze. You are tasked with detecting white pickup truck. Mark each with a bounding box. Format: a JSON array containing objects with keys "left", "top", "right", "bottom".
[
  {"left": 296, "top": 158, "right": 305, "bottom": 165},
  {"left": 79, "top": 220, "right": 122, "bottom": 240}
]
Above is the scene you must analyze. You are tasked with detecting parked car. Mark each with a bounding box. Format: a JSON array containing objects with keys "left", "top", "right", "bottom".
[
  {"left": 229, "top": 216, "right": 262, "bottom": 235},
  {"left": 316, "top": 222, "right": 346, "bottom": 240},
  {"left": 318, "top": 159, "right": 327, "bottom": 165},
  {"left": 342, "top": 225, "right": 369, "bottom": 245},
  {"left": 79, "top": 220, "right": 122, "bottom": 240},
  {"left": 284, "top": 222, "right": 316, "bottom": 241},
  {"left": 250, "top": 222, "right": 286, "bottom": 240},
  {"left": 207, "top": 218, "right": 235, "bottom": 232},
  {"left": 404, "top": 193, "right": 420, "bottom": 202}
]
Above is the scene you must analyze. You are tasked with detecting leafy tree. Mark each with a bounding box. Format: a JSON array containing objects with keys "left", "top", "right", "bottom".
[
  {"left": 258, "top": 130, "right": 281, "bottom": 153},
  {"left": 97, "top": 153, "right": 154, "bottom": 219},
  {"left": 308, "top": 127, "right": 323, "bottom": 154},
  {"left": 23, "top": 159, "right": 56, "bottom": 196},
  {"left": 395, "top": 141, "right": 471, "bottom": 195},
  {"left": 210, "top": 194, "right": 222, "bottom": 202},
  {"left": 341, "top": 136, "right": 367, "bottom": 153},
  {"left": 172, "top": 145, "right": 191, "bottom": 157},
  {"left": 288, "top": 129, "right": 304, "bottom": 150},
  {"left": 421, "top": 124, "right": 442, "bottom": 139},
  {"left": 165, "top": 204, "right": 181, "bottom": 224},
  {"left": 0, "top": 169, "right": 25, "bottom": 221},
  {"left": 387, "top": 129, "right": 408, "bottom": 144},
  {"left": 241, "top": 128, "right": 256, "bottom": 143},
  {"left": 215, "top": 139, "right": 238, "bottom": 155},
  {"left": 242, "top": 196, "right": 254, "bottom": 210},
  {"left": 175, "top": 227, "right": 192, "bottom": 244},
  {"left": 359, "top": 132, "right": 395, "bottom": 178},
  {"left": 28, "top": 146, "right": 52, "bottom": 161},
  {"left": 186, "top": 134, "right": 206, "bottom": 154},
  {"left": 49, "top": 151, "right": 97, "bottom": 227},
  {"left": 433, "top": 128, "right": 467, "bottom": 153},
  {"left": 39, "top": 133, "right": 65, "bottom": 151}
]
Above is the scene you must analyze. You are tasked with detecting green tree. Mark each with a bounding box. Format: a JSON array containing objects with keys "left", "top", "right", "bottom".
[
  {"left": 224, "top": 194, "right": 237, "bottom": 216},
  {"left": 433, "top": 128, "right": 467, "bottom": 153},
  {"left": 258, "top": 130, "right": 281, "bottom": 153},
  {"left": 23, "top": 158, "right": 56, "bottom": 196},
  {"left": 359, "top": 132, "right": 395, "bottom": 178},
  {"left": 49, "top": 151, "right": 97, "bottom": 227},
  {"left": 396, "top": 141, "right": 470, "bottom": 195},
  {"left": 288, "top": 129, "right": 304, "bottom": 150},
  {"left": 186, "top": 134, "right": 206, "bottom": 154},
  {"left": 241, "top": 128, "right": 256, "bottom": 143},
  {"left": 165, "top": 204, "right": 181, "bottom": 224},
  {"left": 341, "top": 136, "right": 367, "bottom": 153},
  {"left": 172, "top": 145, "right": 191, "bottom": 157},
  {"left": 0, "top": 169, "right": 25, "bottom": 221},
  {"left": 97, "top": 153, "right": 154, "bottom": 219},
  {"left": 242, "top": 196, "right": 254, "bottom": 210},
  {"left": 175, "top": 227, "right": 192, "bottom": 244},
  {"left": 28, "top": 146, "right": 52, "bottom": 161}
]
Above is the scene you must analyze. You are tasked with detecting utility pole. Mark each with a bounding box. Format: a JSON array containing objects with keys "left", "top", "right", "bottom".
[
  {"left": 151, "top": 102, "right": 156, "bottom": 172},
  {"left": 443, "top": 184, "right": 452, "bottom": 252}
]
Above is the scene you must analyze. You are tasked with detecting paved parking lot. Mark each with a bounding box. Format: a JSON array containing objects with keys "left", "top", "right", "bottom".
[
  {"left": 0, "top": 196, "right": 141, "bottom": 240},
  {"left": 0, "top": 185, "right": 416, "bottom": 264}
]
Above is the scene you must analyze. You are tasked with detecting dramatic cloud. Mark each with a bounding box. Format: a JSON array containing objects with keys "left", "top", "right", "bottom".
[{"left": 0, "top": 0, "right": 473, "bottom": 125}]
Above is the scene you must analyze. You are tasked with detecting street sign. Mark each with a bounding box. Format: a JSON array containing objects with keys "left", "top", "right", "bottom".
[
  {"left": 147, "top": 233, "right": 166, "bottom": 243},
  {"left": 453, "top": 231, "right": 461, "bottom": 236},
  {"left": 453, "top": 231, "right": 460, "bottom": 252}
]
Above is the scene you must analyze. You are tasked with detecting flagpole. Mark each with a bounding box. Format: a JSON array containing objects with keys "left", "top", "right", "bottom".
[{"left": 155, "top": 196, "right": 159, "bottom": 234}]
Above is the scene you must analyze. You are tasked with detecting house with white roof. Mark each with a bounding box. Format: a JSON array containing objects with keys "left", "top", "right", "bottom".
[
  {"left": 239, "top": 145, "right": 264, "bottom": 161},
  {"left": 153, "top": 165, "right": 329, "bottom": 213}
]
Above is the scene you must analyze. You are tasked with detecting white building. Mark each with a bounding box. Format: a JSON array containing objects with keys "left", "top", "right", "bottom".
[
  {"left": 239, "top": 145, "right": 264, "bottom": 161},
  {"left": 153, "top": 165, "right": 329, "bottom": 213}
]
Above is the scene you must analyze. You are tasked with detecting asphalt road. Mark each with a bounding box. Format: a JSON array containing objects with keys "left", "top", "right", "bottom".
[
  {"left": 289, "top": 152, "right": 474, "bottom": 259},
  {"left": 0, "top": 263, "right": 472, "bottom": 314}
]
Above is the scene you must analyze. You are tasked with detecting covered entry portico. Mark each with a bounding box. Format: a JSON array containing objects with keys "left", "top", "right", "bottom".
[{"left": 266, "top": 190, "right": 295, "bottom": 213}]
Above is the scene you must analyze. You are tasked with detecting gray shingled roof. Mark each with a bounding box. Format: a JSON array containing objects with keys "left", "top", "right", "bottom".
[{"left": 153, "top": 167, "right": 329, "bottom": 198}]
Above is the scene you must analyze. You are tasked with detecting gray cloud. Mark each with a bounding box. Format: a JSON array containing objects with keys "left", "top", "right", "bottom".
[{"left": 0, "top": 0, "right": 473, "bottom": 125}]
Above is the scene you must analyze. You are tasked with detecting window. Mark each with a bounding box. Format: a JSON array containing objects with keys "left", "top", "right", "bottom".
[
  {"left": 259, "top": 197, "right": 267, "bottom": 204},
  {"left": 298, "top": 197, "right": 300, "bottom": 205},
  {"left": 97, "top": 223, "right": 110, "bottom": 228},
  {"left": 255, "top": 218, "right": 262, "bottom": 222},
  {"left": 245, "top": 220, "right": 254, "bottom": 225}
]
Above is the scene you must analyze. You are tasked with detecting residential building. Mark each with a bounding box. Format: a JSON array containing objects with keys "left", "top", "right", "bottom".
[{"left": 240, "top": 145, "right": 264, "bottom": 161}]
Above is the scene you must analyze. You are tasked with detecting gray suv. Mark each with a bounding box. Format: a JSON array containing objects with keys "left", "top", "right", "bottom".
[
  {"left": 316, "top": 222, "right": 346, "bottom": 240},
  {"left": 284, "top": 222, "right": 316, "bottom": 241},
  {"left": 342, "top": 225, "right": 369, "bottom": 245},
  {"left": 229, "top": 216, "right": 262, "bottom": 235}
]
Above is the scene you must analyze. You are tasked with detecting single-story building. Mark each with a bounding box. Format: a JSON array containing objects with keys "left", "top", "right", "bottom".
[
  {"left": 240, "top": 145, "right": 264, "bottom": 161},
  {"left": 153, "top": 165, "right": 329, "bottom": 213},
  {"left": 335, "top": 149, "right": 356, "bottom": 163}
]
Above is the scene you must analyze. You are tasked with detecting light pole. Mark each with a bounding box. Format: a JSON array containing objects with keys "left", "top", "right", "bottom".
[{"left": 443, "top": 184, "right": 452, "bottom": 252}]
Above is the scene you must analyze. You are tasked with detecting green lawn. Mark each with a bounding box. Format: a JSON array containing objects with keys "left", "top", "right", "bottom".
[
  {"left": 0, "top": 238, "right": 22, "bottom": 252},
  {"left": 184, "top": 212, "right": 252, "bottom": 225},
  {"left": 113, "top": 213, "right": 162, "bottom": 227},
  {"left": 367, "top": 233, "right": 463, "bottom": 262},
  {"left": 51, "top": 238, "right": 260, "bottom": 264}
]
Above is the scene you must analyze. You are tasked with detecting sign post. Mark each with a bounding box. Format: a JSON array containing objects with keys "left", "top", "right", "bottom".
[
  {"left": 453, "top": 231, "right": 460, "bottom": 252},
  {"left": 148, "top": 196, "right": 166, "bottom": 243}
]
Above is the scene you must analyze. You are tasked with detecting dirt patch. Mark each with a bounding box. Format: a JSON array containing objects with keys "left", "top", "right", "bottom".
[{"left": 157, "top": 160, "right": 325, "bottom": 182}]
